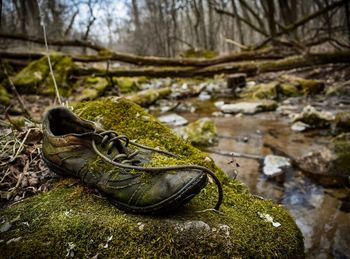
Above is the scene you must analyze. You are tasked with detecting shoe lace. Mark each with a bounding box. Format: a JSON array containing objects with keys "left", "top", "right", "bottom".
[{"left": 91, "top": 130, "right": 223, "bottom": 211}]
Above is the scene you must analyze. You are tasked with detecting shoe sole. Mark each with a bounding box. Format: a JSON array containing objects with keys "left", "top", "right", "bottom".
[{"left": 43, "top": 155, "right": 208, "bottom": 214}]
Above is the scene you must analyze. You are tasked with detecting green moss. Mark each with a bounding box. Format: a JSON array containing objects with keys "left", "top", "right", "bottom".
[
  {"left": 113, "top": 77, "right": 148, "bottom": 94},
  {"left": 12, "top": 53, "right": 73, "bottom": 97},
  {"left": 0, "top": 98, "right": 304, "bottom": 258},
  {"left": 74, "top": 76, "right": 109, "bottom": 101},
  {"left": 127, "top": 87, "right": 172, "bottom": 107},
  {"left": 335, "top": 111, "right": 350, "bottom": 132},
  {"left": 0, "top": 84, "right": 11, "bottom": 105},
  {"left": 240, "top": 81, "right": 278, "bottom": 100},
  {"left": 330, "top": 133, "right": 350, "bottom": 175},
  {"left": 175, "top": 118, "right": 218, "bottom": 147},
  {"left": 279, "top": 83, "right": 301, "bottom": 97},
  {"left": 280, "top": 75, "right": 324, "bottom": 96},
  {"left": 259, "top": 100, "right": 278, "bottom": 111}
]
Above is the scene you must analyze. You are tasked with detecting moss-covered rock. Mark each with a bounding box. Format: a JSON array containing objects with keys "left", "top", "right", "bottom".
[
  {"left": 127, "top": 87, "right": 172, "bottom": 107},
  {"left": 334, "top": 111, "right": 350, "bottom": 133},
  {"left": 0, "top": 98, "right": 304, "bottom": 258},
  {"left": 279, "top": 83, "right": 301, "bottom": 97},
  {"left": 174, "top": 117, "right": 218, "bottom": 146},
  {"left": 239, "top": 81, "right": 279, "bottom": 100},
  {"left": 329, "top": 133, "right": 350, "bottom": 175},
  {"left": 326, "top": 81, "right": 350, "bottom": 97},
  {"left": 12, "top": 53, "right": 73, "bottom": 97},
  {"left": 280, "top": 75, "right": 324, "bottom": 96},
  {"left": 292, "top": 105, "right": 334, "bottom": 129},
  {"left": 298, "top": 133, "right": 350, "bottom": 186},
  {"left": 73, "top": 76, "right": 109, "bottom": 101},
  {"left": 113, "top": 77, "right": 148, "bottom": 94},
  {"left": 259, "top": 100, "right": 279, "bottom": 111}
]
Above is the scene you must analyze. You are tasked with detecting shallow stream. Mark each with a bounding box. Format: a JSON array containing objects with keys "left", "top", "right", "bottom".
[{"left": 152, "top": 96, "right": 350, "bottom": 258}]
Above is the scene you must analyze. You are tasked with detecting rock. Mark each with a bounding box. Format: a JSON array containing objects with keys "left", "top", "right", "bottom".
[
  {"left": 326, "top": 81, "right": 350, "bottom": 97},
  {"left": 174, "top": 117, "right": 218, "bottom": 146},
  {"left": 158, "top": 113, "right": 188, "bottom": 126},
  {"left": 13, "top": 53, "right": 73, "bottom": 96},
  {"left": 214, "top": 101, "right": 225, "bottom": 109},
  {"left": 198, "top": 91, "right": 211, "bottom": 100},
  {"left": 263, "top": 155, "right": 291, "bottom": 182},
  {"left": 220, "top": 101, "right": 278, "bottom": 115},
  {"left": 297, "top": 133, "right": 350, "bottom": 186},
  {"left": 127, "top": 87, "right": 172, "bottom": 107},
  {"left": 291, "top": 121, "right": 310, "bottom": 132},
  {"left": 279, "top": 83, "right": 301, "bottom": 97},
  {"left": 292, "top": 105, "right": 335, "bottom": 129},
  {"left": 239, "top": 81, "right": 278, "bottom": 100},
  {"left": 73, "top": 77, "right": 109, "bottom": 101},
  {"left": 113, "top": 77, "right": 147, "bottom": 94},
  {"left": 226, "top": 73, "right": 246, "bottom": 90},
  {"left": 334, "top": 111, "right": 350, "bottom": 133},
  {"left": 0, "top": 97, "right": 304, "bottom": 258},
  {"left": 280, "top": 75, "right": 324, "bottom": 95}
]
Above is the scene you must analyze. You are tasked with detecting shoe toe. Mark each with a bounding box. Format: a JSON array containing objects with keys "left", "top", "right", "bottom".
[{"left": 136, "top": 170, "right": 208, "bottom": 208}]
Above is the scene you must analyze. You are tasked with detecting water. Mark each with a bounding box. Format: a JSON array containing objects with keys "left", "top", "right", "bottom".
[{"left": 154, "top": 98, "right": 350, "bottom": 258}]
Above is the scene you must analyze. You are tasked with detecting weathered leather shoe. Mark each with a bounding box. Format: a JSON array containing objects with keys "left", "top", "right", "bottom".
[{"left": 42, "top": 107, "right": 222, "bottom": 214}]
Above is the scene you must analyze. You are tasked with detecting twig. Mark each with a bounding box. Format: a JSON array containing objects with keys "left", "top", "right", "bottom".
[
  {"left": 38, "top": 0, "right": 62, "bottom": 105},
  {"left": 225, "top": 38, "right": 248, "bottom": 50}
]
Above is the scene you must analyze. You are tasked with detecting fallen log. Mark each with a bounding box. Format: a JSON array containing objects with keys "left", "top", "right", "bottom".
[
  {"left": 0, "top": 47, "right": 286, "bottom": 67},
  {"left": 70, "top": 51, "right": 350, "bottom": 78},
  {"left": 0, "top": 32, "right": 104, "bottom": 52}
]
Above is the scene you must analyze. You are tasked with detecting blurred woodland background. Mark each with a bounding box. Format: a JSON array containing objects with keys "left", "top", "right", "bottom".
[{"left": 0, "top": 0, "right": 349, "bottom": 56}]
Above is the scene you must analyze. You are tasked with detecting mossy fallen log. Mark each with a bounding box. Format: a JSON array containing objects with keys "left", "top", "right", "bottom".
[
  {"left": 70, "top": 51, "right": 350, "bottom": 78},
  {"left": 0, "top": 98, "right": 304, "bottom": 258},
  {"left": 0, "top": 47, "right": 284, "bottom": 67},
  {"left": 126, "top": 87, "right": 172, "bottom": 107}
]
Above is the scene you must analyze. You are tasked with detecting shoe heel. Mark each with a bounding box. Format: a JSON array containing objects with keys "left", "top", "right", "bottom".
[{"left": 42, "top": 155, "right": 73, "bottom": 177}]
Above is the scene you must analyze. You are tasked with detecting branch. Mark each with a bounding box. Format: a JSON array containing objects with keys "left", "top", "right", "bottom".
[
  {"left": 0, "top": 32, "right": 104, "bottom": 52},
  {"left": 255, "top": 0, "right": 346, "bottom": 49},
  {"left": 214, "top": 8, "right": 269, "bottom": 37},
  {"left": 0, "top": 47, "right": 286, "bottom": 67}
]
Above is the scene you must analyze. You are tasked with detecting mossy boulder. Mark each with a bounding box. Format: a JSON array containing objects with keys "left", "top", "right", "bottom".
[
  {"left": 174, "top": 117, "right": 218, "bottom": 146},
  {"left": 280, "top": 75, "right": 324, "bottom": 96},
  {"left": 334, "top": 111, "right": 350, "bottom": 133},
  {"left": 239, "top": 81, "right": 279, "bottom": 100},
  {"left": 127, "top": 87, "right": 172, "bottom": 107},
  {"left": 298, "top": 133, "right": 350, "bottom": 186},
  {"left": 12, "top": 53, "right": 73, "bottom": 97},
  {"left": 279, "top": 83, "right": 301, "bottom": 97},
  {"left": 73, "top": 76, "right": 109, "bottom": 101},
  {"left": 292, "top": 105, "right": 334, "bottom": 129},
  {"left": 0, "top": 98, "right": 304, "bottom": 258},
  {"left": 113, "top": 77, "right": 147, "bottom": 94}
]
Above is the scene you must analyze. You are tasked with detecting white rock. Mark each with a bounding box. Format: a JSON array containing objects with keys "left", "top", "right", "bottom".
[
  {"left": 220, "top": 102, "right": 261, "bottom": 114},
  {"left": 198, "top": 91, "right": 211, "bottom": 100},
  {"left": 214, "top": 101, "right": 225, "bottom": 109},
  {"left": 291, "top": 121, "right": 310, "bottom": 132},
  {"left": 158, "top": 114, "right": 188, "bottom": 126},
  {"left": 263, "top": 155, "right": 291, "bottom": 176}
]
